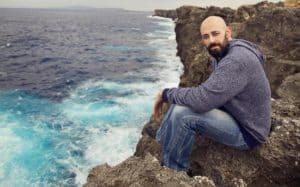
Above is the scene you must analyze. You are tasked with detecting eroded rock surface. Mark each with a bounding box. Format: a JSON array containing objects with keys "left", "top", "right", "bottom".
[
  {"left": 153, "top": 9, "right": 177, "bottom": 20},
  {"left": 85, "top": 153, "right": 216, "bottom": 187}
]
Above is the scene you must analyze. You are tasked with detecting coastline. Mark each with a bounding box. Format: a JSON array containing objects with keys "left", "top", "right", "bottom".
[{"left": 85, "top": 1, "right": 300, "bottom": 186}]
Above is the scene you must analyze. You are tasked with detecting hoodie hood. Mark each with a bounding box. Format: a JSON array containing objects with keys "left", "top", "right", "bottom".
[{"left": 229, "top": 39, "right": 265, "bottom": 64}]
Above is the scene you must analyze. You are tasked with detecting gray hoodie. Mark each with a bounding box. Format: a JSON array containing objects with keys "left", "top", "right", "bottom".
[{"left": 163, "top": 39, "right": 272, "bottom": 143}]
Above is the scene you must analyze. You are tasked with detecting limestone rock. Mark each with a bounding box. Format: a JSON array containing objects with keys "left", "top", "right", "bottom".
[{"left": 84, "top": 153, "right": 215, "bottom": 187}]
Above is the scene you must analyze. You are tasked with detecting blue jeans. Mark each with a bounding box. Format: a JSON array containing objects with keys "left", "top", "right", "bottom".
[{"left": 156, "top": 104, "right": 250, "bottom": 171}]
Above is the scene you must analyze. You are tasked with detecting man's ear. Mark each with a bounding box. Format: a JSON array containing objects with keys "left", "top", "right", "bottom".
[{"left": 225, "top": 26, "right": 232, "bottom": 41}]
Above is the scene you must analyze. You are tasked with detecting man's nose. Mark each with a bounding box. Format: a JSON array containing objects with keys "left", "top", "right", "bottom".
[{"left": 208, "top": 35, "right": 216, "bottom": 43}]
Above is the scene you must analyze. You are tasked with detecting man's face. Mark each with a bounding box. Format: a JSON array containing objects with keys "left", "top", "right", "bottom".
[{"left": 200, "top": 17, "right": 231, "bottom": 58}]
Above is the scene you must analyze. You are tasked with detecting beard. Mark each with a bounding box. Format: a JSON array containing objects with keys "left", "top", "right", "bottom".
[{"left": 207, "top": 37, "right": 229, "bottom": 59}]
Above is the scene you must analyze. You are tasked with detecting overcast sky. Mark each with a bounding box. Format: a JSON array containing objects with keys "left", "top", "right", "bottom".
[{"left": 0, "top": 0, "right": 282, "bottom": 11}]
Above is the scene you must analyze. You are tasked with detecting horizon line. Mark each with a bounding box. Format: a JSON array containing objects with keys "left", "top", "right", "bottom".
[{"left": 0, "top": 6, "right": 156, "bottom": 12}]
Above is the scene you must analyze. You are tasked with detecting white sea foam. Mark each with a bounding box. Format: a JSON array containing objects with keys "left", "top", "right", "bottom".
[
  {"left": 60, "top": 61, "right": 179, "bottom": 185},
  {"left": 145, "top": 17, "right": 183, "bottom": 89},
  {"left": 168, "top": 34, "right": 176, "bottom": 40},
  {"left": 157, "top": 21, "right": 174, "bottom": 27},
  {"left": 0, "top": 114, "right": 32, "bottom": 186},
  {"left": 148, "top": 15, "right": 172, "bottom": 21},
  {"left": 85, "top": 126, "right": 140, "bottom": 165},
  {"left": 0, "top": 127, "right": 22, "bottom": 162},
  {"left": 60, "top": 79, "right": 157, "bottom": 185},
  {"left": 130, "top": 27, "right": 140, "bottom": 31}
]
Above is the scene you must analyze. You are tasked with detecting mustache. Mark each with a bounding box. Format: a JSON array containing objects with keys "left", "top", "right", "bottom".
[{"left": 208, "top": 43, "right": 221, "bottom": 49}]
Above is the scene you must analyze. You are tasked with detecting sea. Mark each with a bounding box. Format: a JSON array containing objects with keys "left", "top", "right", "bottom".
[{"left": 0, "top": 8, "right": 182, "bottom": 186}]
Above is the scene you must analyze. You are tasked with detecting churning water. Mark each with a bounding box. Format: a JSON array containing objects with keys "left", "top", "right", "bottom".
[{"left": 0, "top": 8, "right": 182, "bottom": 186}]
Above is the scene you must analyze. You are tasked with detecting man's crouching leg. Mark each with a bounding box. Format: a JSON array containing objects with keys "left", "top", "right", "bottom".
[
  {"left": 155, "top": 104, "right": 251, "bottom": 172},
  {"left": 156, "top": 104, "right": 197, "bottom": 171}
]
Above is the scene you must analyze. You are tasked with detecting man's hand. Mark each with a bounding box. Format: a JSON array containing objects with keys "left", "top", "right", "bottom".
[{"left": 153, "top": 90, "right": 164, "bottom": 119}]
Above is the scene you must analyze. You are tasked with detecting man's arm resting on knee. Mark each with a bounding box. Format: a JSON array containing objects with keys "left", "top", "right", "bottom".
[{"left": 161, "top": 59, "right": 248, "bottom": 113}]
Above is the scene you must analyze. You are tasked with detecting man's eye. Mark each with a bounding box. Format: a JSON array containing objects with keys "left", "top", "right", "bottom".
[
  {"left": 202, "top": 35, "right": 209, "bottom": 40},
  {"left": 212, "top": 32, "right": 220, "bottom": 36}
]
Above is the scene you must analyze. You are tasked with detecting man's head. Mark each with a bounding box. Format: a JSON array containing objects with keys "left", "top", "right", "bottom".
[{"left": 200, "top": 16, "right": 232, "bottom": 58}]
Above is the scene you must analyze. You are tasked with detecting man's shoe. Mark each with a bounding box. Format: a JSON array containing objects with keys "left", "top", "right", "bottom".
[
  {"left": 186, "top": 169, "right": 194, "bottom": 177},
  {"left": 160, "top": 161, "right": 164, "bottom": 167}
]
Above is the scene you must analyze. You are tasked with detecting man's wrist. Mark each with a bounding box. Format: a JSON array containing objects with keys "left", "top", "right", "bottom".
[{"left": 162, "top": 88, "right": 169, "bottom": 102}]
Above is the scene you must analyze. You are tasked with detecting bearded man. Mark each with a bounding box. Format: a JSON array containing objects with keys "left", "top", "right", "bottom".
[{"left": 153, "top": 16, "right": 271, "bottom": 173}]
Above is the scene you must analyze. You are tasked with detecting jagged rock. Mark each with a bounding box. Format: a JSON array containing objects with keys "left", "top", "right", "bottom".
[
  {"left": 153, "top": 9, "right": 177, "bottom": 20},
  {"left": 235, "top": 1, "right": 284, "bottom": 22},
  {"left": 84, "top": 153, "right": 216, "bottom": 187},
  {"left": 276, "top": 72, "right": 300, "bottom": 100},
  {"left": 85, "top": 2, "right": 300, "bottom": 187},
  {"left": 136, "top": 2, "right": 300, "bottom": 187},
  {"left": 136, "top": 109, "right": 300, "bottom": 187}
]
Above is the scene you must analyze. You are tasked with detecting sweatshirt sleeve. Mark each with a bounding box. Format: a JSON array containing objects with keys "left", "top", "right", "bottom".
[{"left": 165, "top": 58, "right": 248, "bottom": 113}]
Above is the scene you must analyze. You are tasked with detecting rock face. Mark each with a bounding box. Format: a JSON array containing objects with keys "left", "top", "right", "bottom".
[
  {"left": 84, "top": 153, "right": 216, "bottom": 187},
  {"left": 85, "top": 2, "right": 300, "bottom": 187},
  {"left": 153, "top": 9, "right": 177, "bottom": 20}
]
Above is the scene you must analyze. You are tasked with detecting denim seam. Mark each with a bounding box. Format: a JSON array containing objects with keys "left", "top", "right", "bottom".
[{"left": 177, "top": 117, "right": 196, "bottom": 162}]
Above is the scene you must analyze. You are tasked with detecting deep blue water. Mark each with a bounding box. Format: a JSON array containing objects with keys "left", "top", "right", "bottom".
[{"left": 0, "top": 8, "right": 182, "bottom": 186}]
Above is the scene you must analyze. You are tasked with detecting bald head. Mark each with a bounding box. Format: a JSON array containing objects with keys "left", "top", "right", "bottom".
[
  {"left": 199, "top": 16, "right": 232, "bottom": 58},
  {"left": 200, "top": 16, "right": 227, "bottom": 35}
]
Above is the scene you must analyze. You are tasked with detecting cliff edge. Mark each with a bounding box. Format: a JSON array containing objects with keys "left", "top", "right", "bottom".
[
  {"left": 153, "top": 9, "right": 177, "bottom": 20},
  {"left": 85, "top": 2, "right": 300, "bottom": 186}
]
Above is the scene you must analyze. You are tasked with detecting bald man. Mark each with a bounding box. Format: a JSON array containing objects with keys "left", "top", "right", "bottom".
[{"left": 153, "top": 16, "right": 271, "bottom": 175}]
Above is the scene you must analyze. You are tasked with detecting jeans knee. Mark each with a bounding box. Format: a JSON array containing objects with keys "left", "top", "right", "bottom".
[
  {"left": 169, "top": 105, "right": 187, "bottom": 121},
  {"left": 168, "top": 105, "right": 194, "bottom": 129}
]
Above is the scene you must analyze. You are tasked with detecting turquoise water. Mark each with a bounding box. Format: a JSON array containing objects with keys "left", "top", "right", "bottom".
[
  {"left": 0, "top": 10, "right": 182, "bottom": 186},
  {"left": 0, "top": 81, "right": 155, "bottom": 186}
]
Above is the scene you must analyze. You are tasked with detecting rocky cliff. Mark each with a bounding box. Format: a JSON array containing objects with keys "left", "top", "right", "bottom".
[
  {"left": 153, "top": 9, "right": 177, "bottom": 20},
  {"left": 85, "top": 1, "right": 300, "bottom": 186}
]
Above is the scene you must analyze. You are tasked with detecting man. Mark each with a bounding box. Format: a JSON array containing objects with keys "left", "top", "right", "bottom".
[{"left": 153, "top": 16, "right": 271, "bottom": 173}]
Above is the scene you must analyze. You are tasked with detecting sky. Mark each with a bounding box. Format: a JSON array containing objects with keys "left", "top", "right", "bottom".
[{"left": 0, "top": 0, "right": 282, "bottom": 11}]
